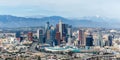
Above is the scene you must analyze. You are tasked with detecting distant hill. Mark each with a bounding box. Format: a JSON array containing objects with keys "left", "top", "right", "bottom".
[{"left": 0, "top": 15, "right": 119, "bottom": 28}]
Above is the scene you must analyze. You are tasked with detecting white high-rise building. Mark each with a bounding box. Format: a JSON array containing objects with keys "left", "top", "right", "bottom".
[
  {"left": 59, "top": 20, "right": 62, "bottom": 39},
  {"left": 37, "top": 29, "right": 43, "bottom": 39},
  {"left": 37, "top": 29, "right": 40, "bottom": 39},
  {"left": 67, "top": 26, "right": 72, "bottom": 45},
  {"left": 37, "top": 29, "right": 44, "bottom": 43}
]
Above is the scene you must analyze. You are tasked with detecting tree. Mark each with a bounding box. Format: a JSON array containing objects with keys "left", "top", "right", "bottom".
[
  {"left": 38, "top": 56, "right": 41, "bottom": 60},
  {"left": 68, "top": 51, "right": 73, "bottom": 56},
  {"left": 5, "top": 58, "right": 12, "bottom": 60}
]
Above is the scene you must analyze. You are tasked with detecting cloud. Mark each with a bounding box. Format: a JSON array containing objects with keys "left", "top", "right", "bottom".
[{"left": 0, "top": 0, "right": 120, "bottom": 19}]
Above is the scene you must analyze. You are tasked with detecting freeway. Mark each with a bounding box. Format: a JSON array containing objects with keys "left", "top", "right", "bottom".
[
  {"left": 85, "top": 54, "right": 115, "bottom": 60},
  {"left": 29, "top": 41, "right": 39, "bottom": 53}
]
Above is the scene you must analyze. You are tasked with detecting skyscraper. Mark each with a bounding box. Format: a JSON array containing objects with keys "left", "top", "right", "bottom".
[
  {"left": 59, "top": 20, "right": 62, "bottom": 39},
  {"left": 16, "top": 31, "right": 21, "bottom": 39},
  {"left": 46, "top": 30, "right": 50, "bottom": 40},
  {"left": 86, "top": 34, "right": 94, "bottom": 46},
  {"left": 108, "top": 35, "right": 113, "bottom": 46},
  {"left": 16, "top": 31, "right": 22, "bottom": 41},
  {"left": 55, "top": 32, "right": 61, "bottom": 45},
  {"left": 28, "top": 32, "right": 33, "bottom": 41},
  {"left": 37, "top": 29, "right": 44, "bottom": 43},
  {"left": 98, "top": 31, "right": 104, "bottom": 47},
  {"left": 45, "top": 22, "right": 50, "bottom": 31},
  {"left": 46, "top": 26, "right": 56, "bottom": 46},
  {"left": 78, "top": 30, "right": 84, "bottom": 46},
  {"left": 57, "top": 20, "right": 68, "bottom": 43},
  {"left": 56, "top": 24, "right": 59, "bottom": 32},
  {"left": 83, "top": 30, "right": 88, "bottom": 46},
  {"left": 67, "top": 26, "right": 72, "bottom": 45},
  {"left": 37, "top": 29, "right": 40, "bottom": 39},
  {"left": 62, "top": 24, "right": 68, "bottom": 42}
]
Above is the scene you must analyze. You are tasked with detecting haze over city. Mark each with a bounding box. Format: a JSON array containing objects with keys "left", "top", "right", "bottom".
[
  {"left": 0, "top": 0, "right": 120, "bottom": 19},
  {"left": 0, "top": 0, "right": 120, "bottom": 60}
]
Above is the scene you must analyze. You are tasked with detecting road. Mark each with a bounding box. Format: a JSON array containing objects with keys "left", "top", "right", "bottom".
[{"left": 29, "top": 41, "right": 39, "bottom": 53}]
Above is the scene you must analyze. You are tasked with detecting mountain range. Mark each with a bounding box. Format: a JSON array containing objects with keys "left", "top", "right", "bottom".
[{"left": 0, "top": 15, "right": 119, "bottom": 28}]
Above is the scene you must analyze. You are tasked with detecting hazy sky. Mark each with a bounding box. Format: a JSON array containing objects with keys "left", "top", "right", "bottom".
[{"left": 0, "top": 0, "right": 120, "bottom": 19}]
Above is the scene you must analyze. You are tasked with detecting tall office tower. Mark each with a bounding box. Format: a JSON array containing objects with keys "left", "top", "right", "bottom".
[
  {"left": 62, "top": 24, "right": 68, "bottom": 36},
  {"left": 86, "top": 34, "right": 94, "bottom": 46},
  {"left": 56, "top": 24, "right": 59, "bottom": 32},
  {"left": 16, "top": 31, "right": 21, "bottom": 40},
  {"left": 67, "top": 26, "right": 72, "bottom": 45},
  {"left": 45, "top": 22, "right": 50, "bottom": 31},
  {"left": 67, "top": 26, "right": 72, "bottom": 37},
  {"left": 57, "top": 20, "right": 68, "bottom": 42},
  {"left": 37, "top": 29, "right": 40, "bottom": 39},
  {"left": 37, "top": 29, "right": 44, "bottom": 43},
  {"left": 50, "top": 26, "right": 56, "bottom": 46},
  {"left": 46, "top": 30, "right": 50, "bottom": 40},
  {"left": 20, "top": 32, "right": 24, "bottom": 41},
  {"left": 16, "top": 31, "right": 24, "bottom": 42},
  {"left": 44, "top": 22, "right": 50, "bottom": 43},
  {"left": 63, "top": 24, "right": 68, "bottom": 42},
  {"left": 98, "top": 31, "right": 104, "bottom": 47},
  {"left": 27, "top": 32, "right": 33, "bottom": 41},
  {"left": 46, "top": 26, "right": 56, "bottom": 46},
  {"left": 16, "top": 31, "right": 20, "bottom": 38},
  {"left": 83, "top": 30, "right": 89, "bottom": 46},
  {"left": 78, "top": 30, "right": 84, "bottom": 46},
  {"left": 59, "top": 20, "right": 62, "bottom": 39},
  {"left": 55, "top": 32, "right": 61, "bottom": 45},
  {"left": 108, "top": 35, "right": 113, "bottom": 46}
]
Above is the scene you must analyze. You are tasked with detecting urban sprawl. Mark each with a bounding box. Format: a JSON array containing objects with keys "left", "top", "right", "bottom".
[{"left": 0, "top": 21, "right": 120, "bottom": 60}]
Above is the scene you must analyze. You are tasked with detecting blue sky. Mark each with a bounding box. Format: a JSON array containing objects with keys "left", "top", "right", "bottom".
[{"left": 0, "top": 0, "right": 120, "bottom": 19}]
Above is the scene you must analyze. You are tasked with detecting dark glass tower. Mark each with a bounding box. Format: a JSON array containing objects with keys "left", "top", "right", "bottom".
[
  {"left": 108, "top": 35, "right": 113, "bottom": 46},
  {"left": 86, "top": 34, "right": 94, "bottom": 46}
]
